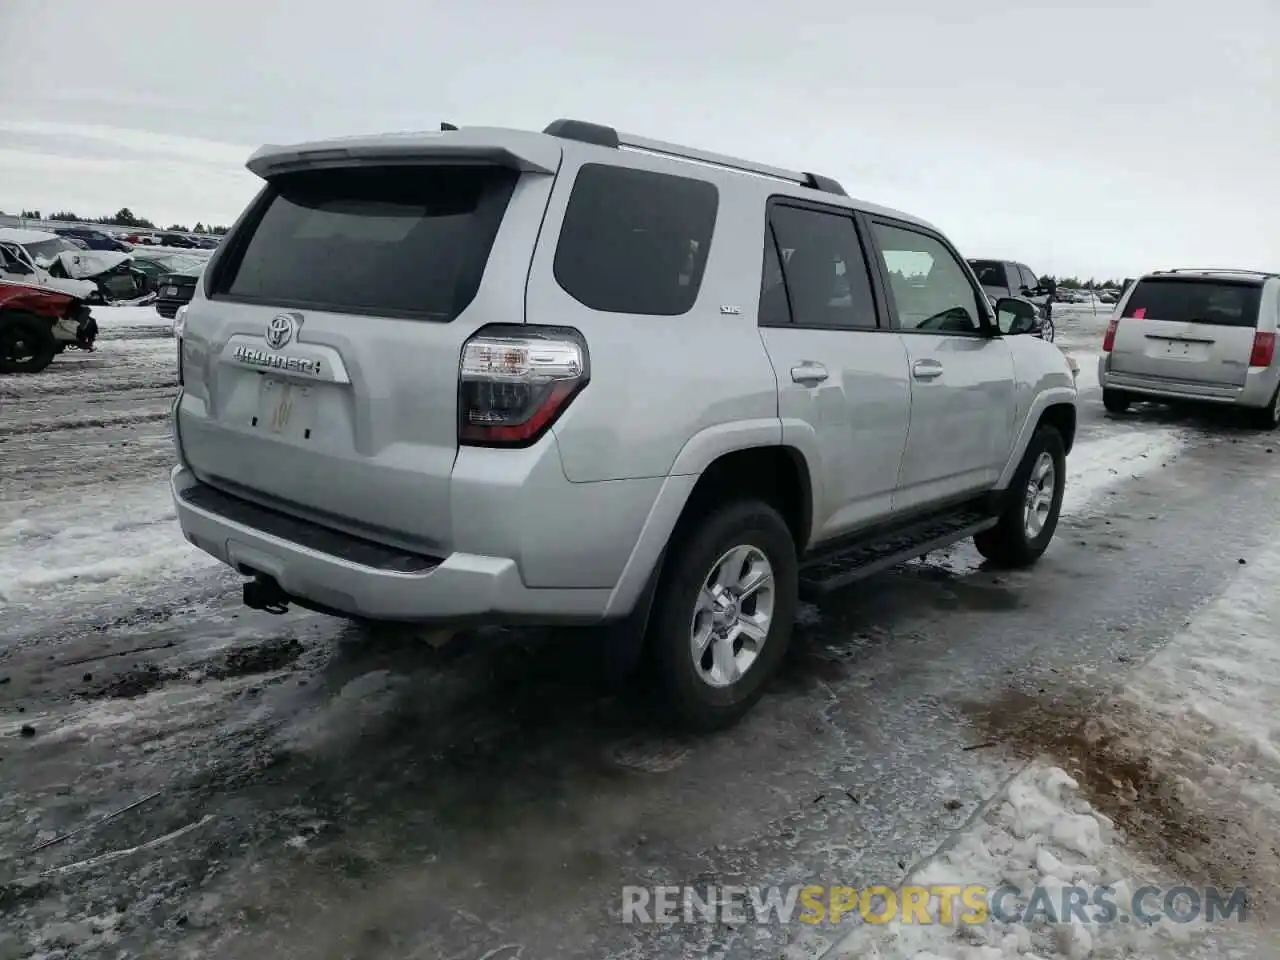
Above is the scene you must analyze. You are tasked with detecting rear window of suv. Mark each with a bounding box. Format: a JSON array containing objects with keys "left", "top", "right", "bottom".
[
  {"left": 967, "top": 260, "right": 1007, "bottom": 287},
  {"left": 1122, "top": 278, "right": 1262, "bottom": 327},
  {"left": 553, "top": 163, "right": 718, "bottom": 316},
  {"left": 212, "top": 165, "right": 518, "bottom": 320}
]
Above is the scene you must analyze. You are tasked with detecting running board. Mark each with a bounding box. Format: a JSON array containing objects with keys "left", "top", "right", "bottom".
[{"left": 798, "top": 509, "right": 998, "bottom": 599}]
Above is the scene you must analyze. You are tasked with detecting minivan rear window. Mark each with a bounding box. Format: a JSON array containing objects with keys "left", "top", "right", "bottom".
[
  {"left": 1122, "top": 278, "right": 1262, "bottom": 327},
  {"left": 213, "top": 165, "right": 518, "bottom": 319}
]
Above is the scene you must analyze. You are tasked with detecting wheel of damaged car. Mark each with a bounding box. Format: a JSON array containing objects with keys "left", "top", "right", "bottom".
[
  {"left": 0, "top": 313, "right": 57, "bottom": 374},
  {"left": 647, "top": 500, "right": 798, "bottom": 732}
]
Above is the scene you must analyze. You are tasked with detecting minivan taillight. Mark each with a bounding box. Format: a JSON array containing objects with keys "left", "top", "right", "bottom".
[
  {"left": 458, "top": 326, "right": 588, "bottom": 447},
  {"left": 1250, "top": 331, "right": 1276, "bottom": 368},
  {"left": 1102, "top": 318, "right": 1119, "bottom": 353}
]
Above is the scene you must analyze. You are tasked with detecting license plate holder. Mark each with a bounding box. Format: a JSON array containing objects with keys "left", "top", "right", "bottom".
[{"left": 256, "top": 377, "right": 316, "bottom": 438}]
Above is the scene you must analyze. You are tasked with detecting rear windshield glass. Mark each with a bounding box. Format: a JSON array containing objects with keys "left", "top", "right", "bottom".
[
  {"left": 1122, "top": 278, "right": 1262, "bottom": 327},
  {"left": 967, "top": 260, "right": 1006, "bottom": 287},
  {"left": 213, "top": 165, "right": 518, "bottom": 319}
]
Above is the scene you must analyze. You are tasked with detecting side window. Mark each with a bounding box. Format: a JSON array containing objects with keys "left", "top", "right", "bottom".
[
  {"left": 1019, "top": 265, "right": 1040, "bottom": 292},
  {"left": 870, "top": 222, "right": 985, "bottom": 334},
  {"left": 759, "top": 227, "right": 792, "bottom": 326},
  {"left": 553, "top": 163, "right": 718, "bottom": 316},
  {"left": 763, "top": 203, "right": 878, "bottom": 329}
]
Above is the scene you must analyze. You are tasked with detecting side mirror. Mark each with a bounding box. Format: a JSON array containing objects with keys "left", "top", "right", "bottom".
[{"left": 996, "top": 297, "right": 1038, "bottom": 335}]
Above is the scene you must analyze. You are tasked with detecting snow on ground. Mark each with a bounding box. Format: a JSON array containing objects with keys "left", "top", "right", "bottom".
[
  {"left": 92, "top": 304, "right": 174, "bottom": 331},
  {"left": 823, "top": 535, "right": 1280, "bottom": 959},
  {"left": 1060, "top": 427, "right": 1184, "bottom": 517},
  {"left": 0, "top": 476, "right": 217, "bottom": 607}
]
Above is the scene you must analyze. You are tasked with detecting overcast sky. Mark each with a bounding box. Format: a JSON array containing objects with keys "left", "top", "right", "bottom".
[{"left": 0, "top": 0, "right": 1275, "bottom": 279}]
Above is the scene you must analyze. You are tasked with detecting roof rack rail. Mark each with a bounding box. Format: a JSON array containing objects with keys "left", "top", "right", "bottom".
[
  {"left": 541, "top": 118, "right": 847, "bottom": 197},
  {"left": 1156, "top": 267, "right": 1279, "bottom": 278}
]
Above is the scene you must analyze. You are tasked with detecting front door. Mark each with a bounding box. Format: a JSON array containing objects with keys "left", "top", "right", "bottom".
[{"left": 864, "top": 219, "right": 1017, "bottom": 513}]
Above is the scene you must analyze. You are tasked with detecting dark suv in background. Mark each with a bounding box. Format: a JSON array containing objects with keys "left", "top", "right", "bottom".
[{"left": 53, "top": 227, "right": 131, "bottom": 253}]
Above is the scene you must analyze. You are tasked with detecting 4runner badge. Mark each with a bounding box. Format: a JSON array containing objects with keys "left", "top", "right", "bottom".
[
  {"left": 265, "top": 312, "right": 300, "bottom": 350},
  {"left": 232, "top": 345, "right": 322, "bottom": 377}
]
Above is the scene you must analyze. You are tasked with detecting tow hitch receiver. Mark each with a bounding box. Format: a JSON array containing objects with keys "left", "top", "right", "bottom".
[{"left": 243, "top": 574, "right": 290, "bottom": 615}]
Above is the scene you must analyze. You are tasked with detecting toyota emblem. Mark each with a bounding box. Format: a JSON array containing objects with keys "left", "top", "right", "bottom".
[{"left": 265, "top": 313, "right": 298, "bottom": 350}]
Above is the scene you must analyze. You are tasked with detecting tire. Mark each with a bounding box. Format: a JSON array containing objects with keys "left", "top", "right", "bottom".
[
  {"left": 647, "top": 500, "right": 798, "bottom": 732},
  {"left": 1102, "top": 389, "right": 1131, "bottom": 414},
  {"left": 0, "top": 313, "right": 57, "bottom": 374},
  {"left": 1250, "top": 385, "right": 1280, "bottom": 431},
  {"left": 974, "top": 425, "right": 1066, "bottom": 569}
]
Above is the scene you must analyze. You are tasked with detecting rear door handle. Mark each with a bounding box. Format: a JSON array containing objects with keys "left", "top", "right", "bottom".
[
  {"left": 911, "top": 359, "right": 943, "bottom": 380},
  {"left": 791, "top": 362, "right": 829, "bottom": 386}
]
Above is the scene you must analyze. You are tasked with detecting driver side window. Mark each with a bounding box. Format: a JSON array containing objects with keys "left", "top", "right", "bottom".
[{"left": 870, "top": 223, "right": 985, "bottom": 334}]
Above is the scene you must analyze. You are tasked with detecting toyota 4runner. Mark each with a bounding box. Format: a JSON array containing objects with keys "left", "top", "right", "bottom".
[{"left": 171, "top": 119, "right": 1078, "bottom": 730}]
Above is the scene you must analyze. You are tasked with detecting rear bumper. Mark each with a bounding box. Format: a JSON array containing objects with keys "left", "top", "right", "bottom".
[
  {"left": 155, "top": 297, "right": 191, "bottom": 319},
  {"left": 170, "top": 465, "right": 613, "bottom": 624},
  {"left": 1098, "top": 355, "right": 1278, "bottom": 408}
]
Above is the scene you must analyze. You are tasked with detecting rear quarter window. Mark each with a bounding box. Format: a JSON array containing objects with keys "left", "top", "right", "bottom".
[
  {"left": 211, "top": 165, "right": 518, "bottom": 320},
  {"left": 553, "top": 163, "right": 718, "bottom": 316},
  {"left": 1123, "top": 278, "right": 1262, "bottom": 327}
]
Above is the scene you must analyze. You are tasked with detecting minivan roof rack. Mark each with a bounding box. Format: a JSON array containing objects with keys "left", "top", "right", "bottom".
[
  {"left": 1155, "top": 267, "right": 1279, "bottom": 279},
  {"left": 542, "top": 118, "right": 848, "bottom": 197}
]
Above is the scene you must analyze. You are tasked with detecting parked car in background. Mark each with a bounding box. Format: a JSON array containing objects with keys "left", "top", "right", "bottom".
[
  {"left": 0, "top": 228, "right": 103, "bottom": 299},
  {"left": 1099, "top": 268, "right": 1280, "bottom": 427},
  {"left": 124, "top": 232, "right": 159, "bottom": 246},
  {"left": 53, "top": 227, "right": 132, "bottom": 253},
  {"left": 968, "top": 259, "right": 1052, "bottom": 311},
  {"left": 0, "top": 280, "right": 98, "bottom": 373},
  {"left": 130, "top": 253, "right": 207, "bottom": 294},
  {"left": 968, "top": 259, "right": 1055, "bottom": 341},
  {"left": 158, "top": 233, "right": 199, "bottom": 249},
  {"left": 154, "top": 260, "right": 204, "bottom": 318}
]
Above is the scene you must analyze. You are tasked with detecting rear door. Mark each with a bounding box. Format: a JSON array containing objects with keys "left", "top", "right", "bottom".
[
  {"left": 757, "top": 199, "right": 911, "bottom": 540},
  {"left": 1110, "top": 276, "right": 1263, "bottom": 387},
  {"left": 176, "top": 151, "right": 558, "bottom": 554}
]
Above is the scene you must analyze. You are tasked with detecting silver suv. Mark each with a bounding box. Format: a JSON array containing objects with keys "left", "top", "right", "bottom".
[
  {"left": 1099, "top": 269, "right": 1280, "bottom": 427},
  {"left": 171, "top": 118, "right": 1078, "bottom": 730}
]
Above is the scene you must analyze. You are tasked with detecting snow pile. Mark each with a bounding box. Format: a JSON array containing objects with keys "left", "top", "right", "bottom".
[
  {"left": 823, "top": 765, "right": 1209, "bottom": 959},
  {"left": 0, "top": 477, "right": 216, "bottom": 606},
  {"left": 91, "top": 304, "right": 173, "bottom": 331}
]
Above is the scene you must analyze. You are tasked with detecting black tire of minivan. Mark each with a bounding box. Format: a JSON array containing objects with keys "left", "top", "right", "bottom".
[
  {"left": 1251, "top": 386, "right": 1280, "bottom": 431},
  {"left": 974, "top": 425, "right": 1067, "bottom": 569},
  {"left": 1102, "top": 389, "right": 1131, "bottom": 414},
  {"left": 647, "top": 500, "right": 798, "bottom": 732},
  {"left": 0, "top": 313, "right": 57, "bottom": 374}
]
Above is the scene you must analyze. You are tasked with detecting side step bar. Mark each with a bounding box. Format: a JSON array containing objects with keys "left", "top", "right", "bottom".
[{"left": 798, "top": 509, "right": 998, "bottom": 600}]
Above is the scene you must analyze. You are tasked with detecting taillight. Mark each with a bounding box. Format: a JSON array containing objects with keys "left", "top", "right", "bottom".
[
  {"left": 458, "top": 326, "right": 588, "bottom": 447},
  {"left": 1250, "top": 331, "right": 1276, "bottom": 367},
  {"left": 1102, "top": 318, "right": 1119, "bottom": 352}
]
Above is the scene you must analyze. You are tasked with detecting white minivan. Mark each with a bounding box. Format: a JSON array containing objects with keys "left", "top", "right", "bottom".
[{"left": 1099, "top": 269, "right": 1280, "bottom": 428}]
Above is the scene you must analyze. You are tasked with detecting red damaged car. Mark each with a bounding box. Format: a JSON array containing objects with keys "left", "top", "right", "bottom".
[{"left": 0, "top": 280, "right": 98, "bottom": 373}]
